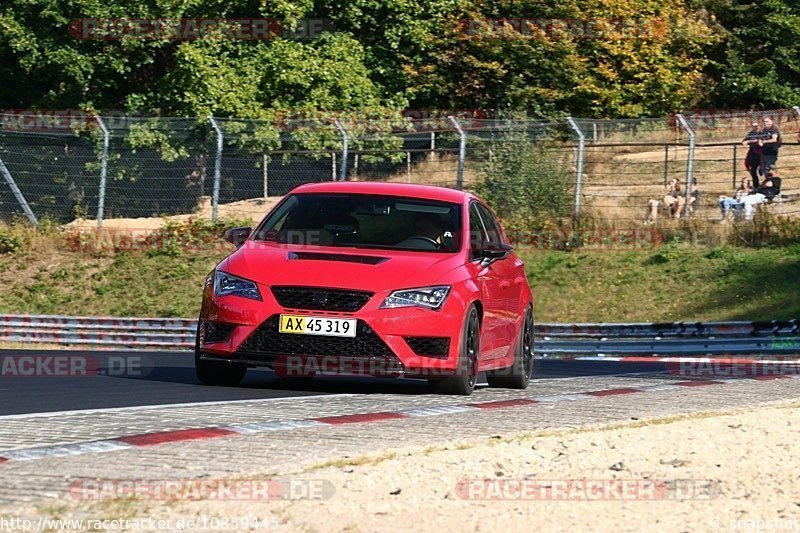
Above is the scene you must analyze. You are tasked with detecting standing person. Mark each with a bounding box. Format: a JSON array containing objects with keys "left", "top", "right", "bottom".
[
  {"left": 742, "top": 120, "right": 763, "bottom": 188},
  {"left": 758, "top": 116, "right": 781, "bottom": 175}
]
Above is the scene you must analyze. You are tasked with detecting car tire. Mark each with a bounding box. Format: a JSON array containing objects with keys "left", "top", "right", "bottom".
[
  {"left": 428, "top": 304, "right": 480, "bottom": 396},
  {"left": 486, "top": 304, "right": 534, "bottom": 389},
  {"left": 194, "top": 323, "right": 247, "bottom": 387}
]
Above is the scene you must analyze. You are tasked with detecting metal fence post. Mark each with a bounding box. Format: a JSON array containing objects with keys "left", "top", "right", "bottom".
[
  {"left": 208, "top": 117, "right": 223, "bottom": 222},
  {"left": 95, "top": 116, "right": 110, "bottom": 228},
  {"left": 262, "top": 154, "right": 269, "bottom": 198},
  {"left": 333, "top": 118, "right": 348, "bottom": 181},
  {"left": 447, "top": 116, "right": 466, "bottom": 190},
  {"left": 0, "top": 157, "right": 38, "bottom": 226},
  {"left": 675, "top": 114, "right": 696, "bottom": 219},
  {"left": 566, "top": 117, "right": 586, "bottom": 225}
]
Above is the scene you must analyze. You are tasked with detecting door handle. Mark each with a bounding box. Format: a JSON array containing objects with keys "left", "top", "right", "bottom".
[
  {"left": 500, "top": 280, "right": 511, "bottom": 289},
  {"left": 514, "top": 276, "right": 526, "bottom": 286}
]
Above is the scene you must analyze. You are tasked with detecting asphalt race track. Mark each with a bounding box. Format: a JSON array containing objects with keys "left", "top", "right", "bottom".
[{"left": 0, "top": 349, "right": 668, "bottom": 416}]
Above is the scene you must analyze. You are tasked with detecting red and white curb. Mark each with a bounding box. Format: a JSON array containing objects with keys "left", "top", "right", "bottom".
[{"left": 1, "top": 375, "right": 797, "bottom": 464}]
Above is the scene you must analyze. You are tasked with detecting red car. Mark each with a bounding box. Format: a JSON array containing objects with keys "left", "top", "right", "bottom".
[{"left": 196, "top": 182, "right": 534, "bottom": 395}]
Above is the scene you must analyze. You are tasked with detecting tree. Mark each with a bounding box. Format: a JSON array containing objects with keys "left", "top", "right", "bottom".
[{"left": 697, "top": 0, "right": 800, "bottom": 108}]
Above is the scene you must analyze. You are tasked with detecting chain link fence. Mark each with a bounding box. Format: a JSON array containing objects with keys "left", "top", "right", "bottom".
[{"left": 1, "top": 108, "right": 798, "bottom": 227}]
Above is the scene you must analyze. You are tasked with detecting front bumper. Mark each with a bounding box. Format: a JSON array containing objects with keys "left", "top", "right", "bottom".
[{"left": 198, "top": 281, "right": 468, "bottom": 377}]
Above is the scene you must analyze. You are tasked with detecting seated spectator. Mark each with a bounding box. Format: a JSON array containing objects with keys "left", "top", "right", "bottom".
[
  {"left": 646, "top": 178, "right": 684, "bottom": 223},
  {"left": 717, "top": 177, "right": 752, "bottom": 221},
  {"left": 742, "top": 169, "right": 782, "bottom": 220}
]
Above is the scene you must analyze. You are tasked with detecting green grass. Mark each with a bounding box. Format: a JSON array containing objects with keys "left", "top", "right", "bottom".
[
  {"left": 0, "top": 247, "right": 223, "bottom": 317},
  {"left": 520, "top": 243, "right": 800, "bottom": 322},
  {"left": 0, "top": 222, "right": 799, "bottom": 321}
]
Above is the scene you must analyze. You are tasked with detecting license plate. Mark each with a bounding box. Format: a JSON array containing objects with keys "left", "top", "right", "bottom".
[{"left": 279, "top": 315, "right": 357, "bottom": 338}]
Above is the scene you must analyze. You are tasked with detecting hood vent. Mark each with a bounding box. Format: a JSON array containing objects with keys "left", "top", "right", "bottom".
[{"left": 287, "top": 251, "right": 389, "bottom": 265}]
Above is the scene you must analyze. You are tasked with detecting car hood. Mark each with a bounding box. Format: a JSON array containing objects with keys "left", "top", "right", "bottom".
[{"left": 222, "top": 242, "right": 464, "bottom": 293}]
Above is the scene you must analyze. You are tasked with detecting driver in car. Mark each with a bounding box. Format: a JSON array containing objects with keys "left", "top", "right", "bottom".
[{"left": 397, "top": 212, "right": 443, "bottom": 250}]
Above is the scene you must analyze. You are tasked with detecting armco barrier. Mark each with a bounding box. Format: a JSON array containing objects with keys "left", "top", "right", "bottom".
[
  {"left": 535, "top": 320, "right": 800, "bottom": 356},
  {"left": 0, "top": 315, "right": 797, "bottom": 354},
  {"left": 536, "top": 321, "right": 799, "bottom": 338},
  {"left": 0, "top": 314, "right": 195, "bottom": 349}
]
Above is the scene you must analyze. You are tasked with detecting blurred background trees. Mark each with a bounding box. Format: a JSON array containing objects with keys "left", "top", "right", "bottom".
[{"left": 2, "top": 0, "right": 799, "bottom": 118}]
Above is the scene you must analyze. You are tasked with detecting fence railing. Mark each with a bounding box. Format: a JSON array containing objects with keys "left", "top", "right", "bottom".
[
  {"left": 1, "top": 108, "right": 799, "bottom": 227},
  {"left": 1, "top": 314, "right": 798, "bottom": 355}
]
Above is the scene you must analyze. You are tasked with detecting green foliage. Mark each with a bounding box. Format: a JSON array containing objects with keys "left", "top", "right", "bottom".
[
  {"left": 699, "top": 0, "right": 800, "bottom": 108},
  {"left": 475, "top": 134, "right": 572, "bottom": 230},
  {"left": 0, "top": 229, "right": 22, "bottom": 254},
  {"left": 126, "top": 121, "right": 193, "bottom": 163},
  {"left": 0, "top": 0, "right": 768, "bottom": 120},
  {"left": 729, "top": 210, "right": 800, "bottom": 247}
]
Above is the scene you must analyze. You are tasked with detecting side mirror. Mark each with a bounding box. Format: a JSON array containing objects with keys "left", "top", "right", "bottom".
[
  {"left": 480, "top": 241, "right": 513, "bottom": 265},
  {"left": 223, "top": 227, "right": 252, "bottom": 248}
]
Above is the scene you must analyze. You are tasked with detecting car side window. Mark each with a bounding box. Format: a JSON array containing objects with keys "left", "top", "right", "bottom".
[
  {"left": 469, "top": 204, "right": 487, "bottom": 260},
  {"left": 476, "top": 203, "right": 503, "bottom": 245}
]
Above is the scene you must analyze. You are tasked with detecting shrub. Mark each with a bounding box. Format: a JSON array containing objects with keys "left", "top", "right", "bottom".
[
  {"left": 0, "top": 230, "right": 22, "bottom": 254},
  {"left": 475, "top": 133, "right": 572, "bottom": 231},
  {"left": 729, "top": 211, "right": 800, "bottom": 247},
  {"left": 147, "top": 217, "right": 255, "bottom": 257}
]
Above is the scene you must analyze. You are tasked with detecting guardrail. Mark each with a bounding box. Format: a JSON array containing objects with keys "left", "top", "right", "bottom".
[
  {"left": 0, "top": 315, "right": 798, "bottom": 355},
  {"left": 0, "top": 314, "right": 195, "bottom": 349},
  {"left": 536, "top": 321, "right": 800, "bottom": 356}
]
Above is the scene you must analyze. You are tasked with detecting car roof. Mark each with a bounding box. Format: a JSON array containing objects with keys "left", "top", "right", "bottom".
[{"left": 291, "top": 181, "right": 472, "bottom": 204}]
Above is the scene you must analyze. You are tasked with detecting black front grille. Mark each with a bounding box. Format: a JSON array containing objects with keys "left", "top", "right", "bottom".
[
  {"left": 237, "top": 315, "right": 394, "bottom": 359},
  {"left": 202, "top": 321, "right": 236, "bottom": 344},
  {"left": 404, "top": 336, "right": 451, "bottom": 358},
  {"left": 270, "top": 286, "right": 373, "bottom": 312}
]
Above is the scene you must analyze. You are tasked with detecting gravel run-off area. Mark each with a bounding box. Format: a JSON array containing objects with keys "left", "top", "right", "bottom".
[{"left": 28, "top": 399, "right": 800, "bottom": 532}]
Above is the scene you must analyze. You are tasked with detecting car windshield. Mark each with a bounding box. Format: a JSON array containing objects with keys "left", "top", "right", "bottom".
[{"left": 253, "top": 193, "right": 462, "bottom": 253}]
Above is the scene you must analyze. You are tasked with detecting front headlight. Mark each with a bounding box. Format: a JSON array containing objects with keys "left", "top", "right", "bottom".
[
  {"left": 380, "top": 286, "right": 450, "bottom": 310},
  {"left": 213, "top": 271, "right": 262, "bottom": 301}
]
